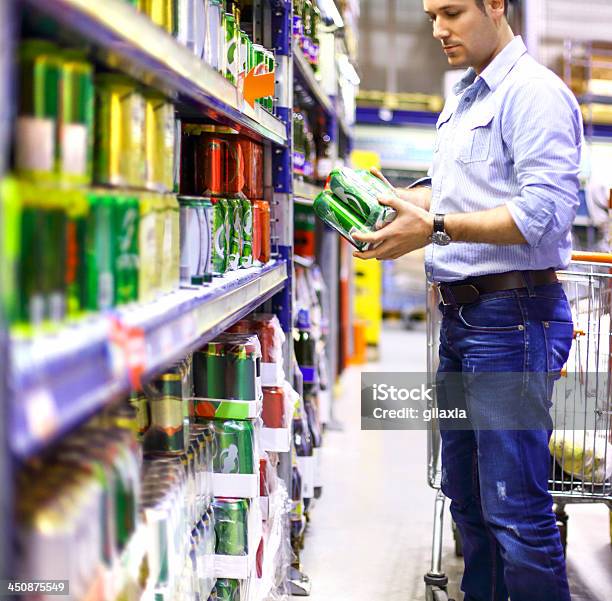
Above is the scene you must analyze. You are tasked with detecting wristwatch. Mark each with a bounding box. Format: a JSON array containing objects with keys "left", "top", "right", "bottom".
[{"left": 431, "top": 213, "right": 451, "bottom": 246}]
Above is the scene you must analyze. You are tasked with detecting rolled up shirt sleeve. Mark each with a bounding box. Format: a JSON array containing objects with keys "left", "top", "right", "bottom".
[{"left": 503, "top": 77, "right": 582, "bottom": 248}]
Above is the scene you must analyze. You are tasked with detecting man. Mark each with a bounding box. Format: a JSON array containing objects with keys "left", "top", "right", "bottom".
[{"left": 352, "top": 1, "right": 582, "bottom": 600}]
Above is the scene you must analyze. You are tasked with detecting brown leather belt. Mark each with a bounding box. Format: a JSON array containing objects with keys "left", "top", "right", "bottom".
[{"left": 437, "top": 269, "right": 558, "bottom": 306}]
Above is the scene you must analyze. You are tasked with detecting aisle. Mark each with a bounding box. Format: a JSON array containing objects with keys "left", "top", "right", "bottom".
[
  {"left": 296, "top": 323, "right": 612, "bottom": 601},
  {"left": 296, "top": 324, "right": 463, "bottom": 601}
]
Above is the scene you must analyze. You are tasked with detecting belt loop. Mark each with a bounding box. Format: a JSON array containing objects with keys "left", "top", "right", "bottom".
[{"left": 522, "top": 271, "right": 536, "bottom": 297}]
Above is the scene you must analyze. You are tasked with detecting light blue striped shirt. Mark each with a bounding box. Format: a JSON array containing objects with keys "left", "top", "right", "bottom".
[{"left": 425, "top": 36, "right": 583, "bottom": 283}]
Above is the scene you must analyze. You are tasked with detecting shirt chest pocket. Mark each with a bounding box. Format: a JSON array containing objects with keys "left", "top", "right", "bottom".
[
  {"left": 434, "top": 108, "right": 454, "bottom": 153},
  {"left": 456, "top": 108, "right": 495, "bottom": 164}
]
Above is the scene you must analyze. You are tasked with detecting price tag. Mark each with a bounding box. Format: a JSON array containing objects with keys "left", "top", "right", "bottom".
[
  {"left": 24, "top": 387, "right": 58, "bottom": 444},
  {"left": 109, "top": 318, "right": 146, "bottom": 390}
]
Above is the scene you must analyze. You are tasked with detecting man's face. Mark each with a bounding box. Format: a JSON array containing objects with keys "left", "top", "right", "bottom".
[{"left": 423, "top": 0, "right": 500, "bottom": 72}]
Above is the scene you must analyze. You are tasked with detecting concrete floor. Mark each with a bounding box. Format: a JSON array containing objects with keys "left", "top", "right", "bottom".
[{"left": 293, "top": 324, "right": 612, "bottom": 601}]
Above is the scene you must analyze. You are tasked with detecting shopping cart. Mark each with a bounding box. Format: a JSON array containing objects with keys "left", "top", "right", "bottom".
[{"left": 423, "top": 253, "right": 612, "bottom": 601}]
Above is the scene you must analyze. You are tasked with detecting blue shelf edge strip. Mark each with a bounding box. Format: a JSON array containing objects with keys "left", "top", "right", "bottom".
[{"left": 11, "top": 262, "right": 287, "bottom": 460}]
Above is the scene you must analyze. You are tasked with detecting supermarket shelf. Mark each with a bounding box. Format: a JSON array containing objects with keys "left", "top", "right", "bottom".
[
  {"left": 294, "top": 179, "right": 321, "bottom": 205},
  {"left": 578, "top": 94, "right": 612, "bottom": 106},
  {"left": 10, "top": 261, "right": 287, "bottom": 459},
  {"left": 24, "top": 0, "right": 287, "bottom": 146},
  {"left": 293, "top": 40, "right": 334, "bottom": 115}
]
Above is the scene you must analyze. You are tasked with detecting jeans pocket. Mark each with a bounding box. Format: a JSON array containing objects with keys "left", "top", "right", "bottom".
[
  {"left": 542, "top": 320, "right": 574, "bottom": 398},
  {"left": 457, "top": 298, "right": 525, "bottom": 332}
]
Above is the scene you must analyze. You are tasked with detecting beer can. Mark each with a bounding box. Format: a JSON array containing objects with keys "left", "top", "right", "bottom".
[
  {"left": 160, "top": 193, "right": 181, "bottom": 293},
  {"left": 139, "top": 192, "right": 159, "bottom": 302},
  {"left": 213, "top": 578, "right": 241, "bottom": 600},
  {"left": 225, "top": 342, "right": 256, "bottom": 400},
  {"left": 212, "top": 500, "right": 248, "bottom": 556},
  {"left": 211, "top": 420, "right": 255, "bottom": 475},
  {"left": 178, "top": 196, "right": 205, "bottom": 285},
  {"left": 85, "top": 191, "right": 114, "bottom": 311},
  {"left": 239, "top": 198, "right": 253, "bottom": 268},
  {"left": 236, "top": 138, "right": 263, "bottom": 201},
  {"left": 313, "top": 190, "right": 373, "bottom": 251},
  {"left": 144, "top": 393, "right": 186, "bottom": 455},
  {"left": 144, "top": 91, "right": 175, "bottom": 192},
  {"left": 224, "top": 14, "right": 238, "bottom": 85},
  {"left": 111, "top": 194, "right": 140, "bottom": 305},
  {"left": 324, "top": 167, "right": 396, "bottom": 228},
  {"left": 16, "top": 40, "right": 62, "bottom": 183},
  {"left": 252, "top": 200, "right": 270, "bottom": 263},
  {"left": 263, "top": 49, "right": 275, "bottom": 112},
  {"left": 195, "top": 135, "right": 224, "bottom": 197},
  {"left": 210, "top": 198, "right": 228, "bottom": 275},
  {"left": 129, "top": 391, "right": 150, "bottom": 439},
  {"left": 59, "top": 49, "right": 94, "bottom": 186},
  {"left": 193, "top": 0, "right": 205, "bottom": 59},
  {"left": 226, "top": 198, "right": 241, "bottom": 271},
  {"left": 262, "top": 386, "right": 285, "bottom": 428},
  {"left": 201, "top": 198, "right": 213, "bottom": 279},
  {"left": 204, "top": 0, "right": 224, "bottom": 73},
  {"left": 239, "top": 31, "right": 249, "bottom": 80},
  {"left": 94, "top": 74, "right": 146, "bottom": 188},
  {"left": 175, "top": 0, "right": 194, "bottom": 49},
  {"left": 200, "top": 341, "right": 227, "bottom": 398}
]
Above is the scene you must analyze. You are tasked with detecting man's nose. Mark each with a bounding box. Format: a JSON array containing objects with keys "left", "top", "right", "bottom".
[{"left": 432, "top": 19, "right": 450, "bottom": 41}]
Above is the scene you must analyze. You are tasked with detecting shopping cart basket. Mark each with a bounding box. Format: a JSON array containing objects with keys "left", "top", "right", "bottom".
[{"left": 423, "top": 252, "right": 612, "bottom": 601}]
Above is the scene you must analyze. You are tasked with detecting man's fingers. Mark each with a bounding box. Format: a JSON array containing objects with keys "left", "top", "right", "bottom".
[
  {"left": 351, "top": 229, "right": 382, "bottom": 244},
  {"left": 352, "top": 240, "right": 394, "bottom": 260},
  {"left": 370, "top": 167, "right": 393, "bottom": 188},
  {"left": 377, "top": 194, "right": 401, "bottom": 211}
]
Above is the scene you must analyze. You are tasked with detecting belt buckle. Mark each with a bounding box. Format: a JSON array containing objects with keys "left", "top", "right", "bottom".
[{"left": 436, "top": 284, "right": 455, "bottom": 306}]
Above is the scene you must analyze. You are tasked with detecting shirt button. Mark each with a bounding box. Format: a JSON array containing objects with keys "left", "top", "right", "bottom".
[{"left": 465, "top": 97, "right": 471, "bottom": 102}]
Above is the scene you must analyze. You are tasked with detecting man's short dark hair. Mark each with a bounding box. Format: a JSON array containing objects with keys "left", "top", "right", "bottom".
[{"left": 475, "top": 0, "right": 509, "bottom": 16}]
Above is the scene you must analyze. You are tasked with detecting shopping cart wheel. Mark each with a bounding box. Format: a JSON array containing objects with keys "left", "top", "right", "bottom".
[
  {"left": 452, "top": 520, "right": 463, "bottom": 557},
  {"left": 426, "top": 586, "right": 453, "bottom": 601},
  {"left": 554, "top": 505, "right": 568, "bottom": 557}
]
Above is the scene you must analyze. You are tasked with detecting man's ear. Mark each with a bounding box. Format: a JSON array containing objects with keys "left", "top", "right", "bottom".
[{"left": 486, "top": 0, "right": 506, "bottom": 20}]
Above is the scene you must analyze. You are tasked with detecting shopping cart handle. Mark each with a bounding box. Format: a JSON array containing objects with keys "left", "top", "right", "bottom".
[{"left": 570, "top": 251, "right": 612, "bottom": 264}]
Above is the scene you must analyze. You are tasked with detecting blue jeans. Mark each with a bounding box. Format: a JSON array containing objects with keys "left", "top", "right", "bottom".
[{"left": 436, "top": 282, "right": 573, "bottom": 601}]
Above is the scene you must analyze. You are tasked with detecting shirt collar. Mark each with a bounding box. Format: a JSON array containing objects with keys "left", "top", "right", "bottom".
[{"left": 453, "top": 36, "right": 528, "bottom": 95}]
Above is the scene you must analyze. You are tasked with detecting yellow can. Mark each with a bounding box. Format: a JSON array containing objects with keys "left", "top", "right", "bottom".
[
  {"left": 138, "top": 192, "right": 159, "bottom": 302},
  {"left": 144, "top": 92, "right": 175, "bottom": 192},
  {"left": 94, "top": 74, "right": 146, "bottom": 188}
]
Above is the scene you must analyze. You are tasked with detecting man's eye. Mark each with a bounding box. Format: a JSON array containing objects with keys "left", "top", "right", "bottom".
[{"left": 446, "top": 11, "right": 460, "bottom": 17}]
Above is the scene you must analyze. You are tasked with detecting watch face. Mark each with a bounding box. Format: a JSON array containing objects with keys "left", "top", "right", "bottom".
[{"left": 432, "top": 231, "right": 451, "bottom": 246}]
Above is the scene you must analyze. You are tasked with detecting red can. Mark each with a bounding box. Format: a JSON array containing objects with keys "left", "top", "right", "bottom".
[
  {"left": 253, "top": 200, "right": 271, "bottom": 263},
  {"left": 262, "top": 386, "right": 285, "bottom": 428},
  {"left": 237, "top": 138, "right": 264, "bottom": 200},
  {"left": 195, "top": 136, "right": 225, "bottom": 197}
]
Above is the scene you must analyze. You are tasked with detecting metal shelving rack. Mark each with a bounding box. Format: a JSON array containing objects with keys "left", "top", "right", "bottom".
[{"left": 2, "top": 0, "right": 298, "bottom": 588}]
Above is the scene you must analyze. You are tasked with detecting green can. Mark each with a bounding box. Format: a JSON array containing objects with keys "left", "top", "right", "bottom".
[
  {"left": 355, "top": 168, "right": 395, "bottom": 198},
  {"left": 16, "top": 40, "right": 62, "bottom": 182},
  {"left": 325, "top": 167, "right": 396, "bottom": 228},
  {"left": 213, "top": 578, "right": 241, "bottom": 601},
  {"left": 85, "top": 191, "right": 114, "bottom": 310},
  {"left": 206, "top": 341, "right": 226, "bottom": 398},
  {"left": 239, "top": 31, "right": 250, "bottom": 79},
  {"left": 211, "top": 420, "right": 254, "bottom": 474},
  {"left": 212, "top": 500, "right": 248, "bottom": 556},
  {"left": 211, "top": 198, "right": 228, "bottom": 275},
  {"left": 226, "top": 342, "right": 256, "bottom": 400},
  {"left": 252, "top": 44, "right": 266, "bottom": 106},
  {"left": 227, "top": 198, "right": 241, "bottom": 271},
  {"left": 264, "top": 49, "right": 275, "bottom": 112},
  {"left": 313, "top": 191, "right": 373, "bottom": 252},
  {"left": 112, "top": 194, "right": 140, "bottom": 305},
  {"left": 239, "top": 198, "right": 253, "bottom": 268},
  {"left": 59, "top": 49, "right": 94, "bottom": 186},
  {"left": 224, "top": 13, "right": 238, "bottom": 85}
]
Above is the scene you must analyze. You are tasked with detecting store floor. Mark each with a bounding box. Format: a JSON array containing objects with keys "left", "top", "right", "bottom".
[{"left": 294, "top": 323, "right": 612, "bottom": 601}]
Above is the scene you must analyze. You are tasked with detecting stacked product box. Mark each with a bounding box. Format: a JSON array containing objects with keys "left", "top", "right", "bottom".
[{"left": 192, "top": 333, "right": 264, "bottom": 587}]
